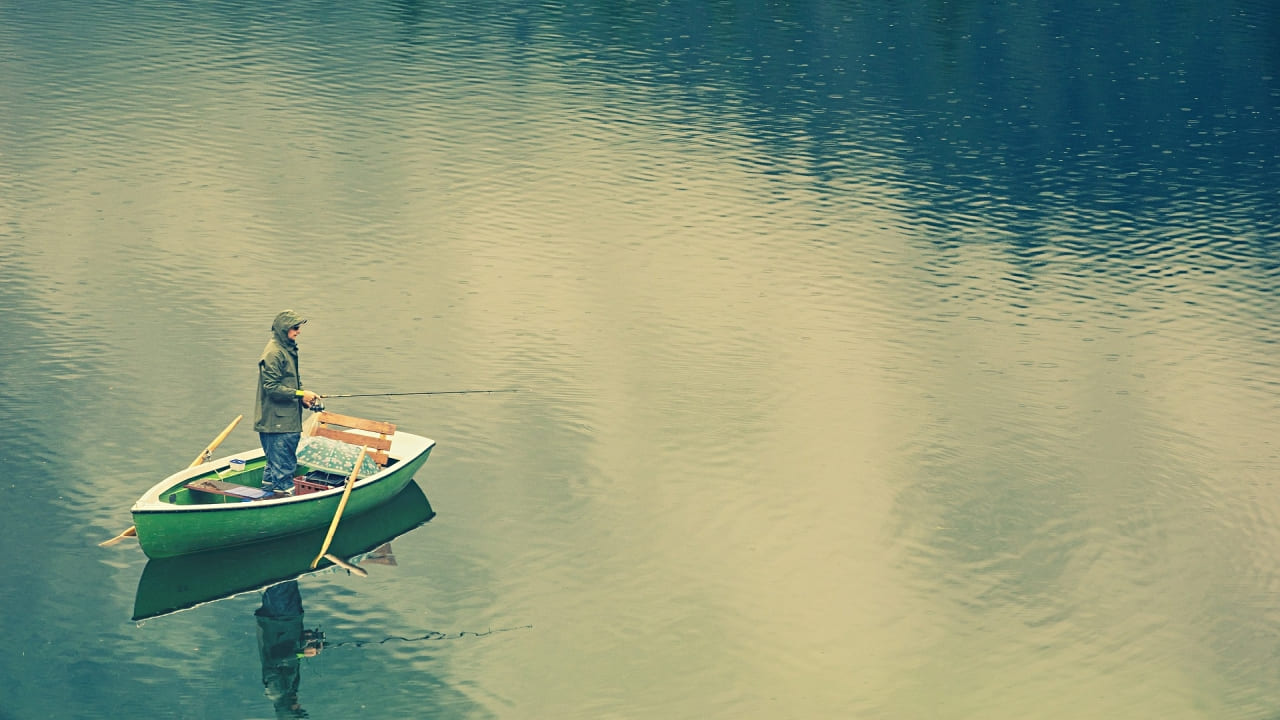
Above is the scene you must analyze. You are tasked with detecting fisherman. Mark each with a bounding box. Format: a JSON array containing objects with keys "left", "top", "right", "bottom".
[{"left": 255, "top": 310, "right": 322, "bottom": 494}]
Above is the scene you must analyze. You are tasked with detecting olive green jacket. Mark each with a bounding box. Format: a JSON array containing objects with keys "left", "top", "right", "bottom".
[{"left": 254, "top": 310, "right": 307, "bottom": 433}]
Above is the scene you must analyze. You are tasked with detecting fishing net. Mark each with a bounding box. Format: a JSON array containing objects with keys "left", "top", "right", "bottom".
[{"left": 295, "top": 436, "right": 379, "bottom": 479}]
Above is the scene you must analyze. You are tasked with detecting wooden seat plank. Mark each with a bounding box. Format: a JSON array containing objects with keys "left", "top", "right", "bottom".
[
  {"left": 316, "top": 411, "right": 396, "bottom": 436},
  {"left": 311, "top": 426, "right": 393, "bottom": 451},
  {"left": 187, "top": 478, "right": 275, "bottom": 500}
]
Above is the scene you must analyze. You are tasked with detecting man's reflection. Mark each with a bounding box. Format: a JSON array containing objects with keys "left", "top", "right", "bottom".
[{"left": 256, "top": 580, "right": 323, "bottom": 718}]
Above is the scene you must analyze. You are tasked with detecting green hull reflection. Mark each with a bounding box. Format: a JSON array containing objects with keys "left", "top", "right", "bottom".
[{"left": 132, "top": 480, "right": 435, "bottom": 621}]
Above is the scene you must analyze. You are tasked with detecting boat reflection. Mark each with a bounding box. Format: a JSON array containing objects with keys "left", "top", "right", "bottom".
[
  {"left": 131, "top": 479, "right": 435, "bottom": 621},
  {"left": 256, "top": 580, "right": 318, "bottom": 718},
  {"left": 133, "top": 481, "right": 437, "bottom": 717}
]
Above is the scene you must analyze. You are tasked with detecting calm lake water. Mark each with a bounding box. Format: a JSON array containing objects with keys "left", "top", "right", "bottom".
[{"left": 2, "top": 1, "right": 1278, "bottom": 718}]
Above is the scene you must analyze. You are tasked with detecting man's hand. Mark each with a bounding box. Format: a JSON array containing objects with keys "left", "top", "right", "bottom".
[{"left": 300, "top": 390, "right": 321, "bottom": 408}]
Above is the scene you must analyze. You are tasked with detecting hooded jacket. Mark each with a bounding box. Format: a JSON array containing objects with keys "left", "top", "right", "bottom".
[{"left": 254, "top": 310, "right": 307, "bottom": 433}]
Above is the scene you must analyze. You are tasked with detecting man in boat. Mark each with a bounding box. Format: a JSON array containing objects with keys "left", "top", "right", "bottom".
[{"left": 255, "top": 310, "right": 322, "bottom": 494}]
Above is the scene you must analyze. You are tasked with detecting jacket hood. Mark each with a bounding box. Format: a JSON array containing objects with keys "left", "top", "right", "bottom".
[{"left": 271, "top": 310, "right": 307, "bottom": 346}]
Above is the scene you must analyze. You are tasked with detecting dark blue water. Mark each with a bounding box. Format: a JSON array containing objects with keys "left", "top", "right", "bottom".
[{"left": 2, "top": 1, "right": 1278, "bottom": 718}]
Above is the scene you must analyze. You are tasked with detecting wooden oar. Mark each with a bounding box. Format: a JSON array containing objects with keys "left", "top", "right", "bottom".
[
  {"left": 311, "top": 445, "right": 368, "bottom": 569},
  {"left": 323, "top": 553, "right": 369, "bottom": 577},
  {"left": 99, "top": 415, "right": 244, "bottom": 547},
  {"left": 188, "top": 414, "right": 244, "bottom": 467}
]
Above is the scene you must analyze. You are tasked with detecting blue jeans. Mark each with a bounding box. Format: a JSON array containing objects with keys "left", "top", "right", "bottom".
[{"left": 260, "top": 432, "right": 301, "bottom": 492}]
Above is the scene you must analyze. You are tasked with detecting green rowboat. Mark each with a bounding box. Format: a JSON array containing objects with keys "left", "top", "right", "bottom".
[{"left": 131, "top": 426, "right": 434, "bottom": 559}]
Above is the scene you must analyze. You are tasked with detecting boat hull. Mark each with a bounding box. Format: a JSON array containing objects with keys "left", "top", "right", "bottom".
[{"left": 131, "top": 431, "right": 434, "bottom": 559}]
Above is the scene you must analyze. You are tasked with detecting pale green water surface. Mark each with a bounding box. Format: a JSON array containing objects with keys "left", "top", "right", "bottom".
[{"left": 1, "top": 1, "right": 1278, "bottom": 718}]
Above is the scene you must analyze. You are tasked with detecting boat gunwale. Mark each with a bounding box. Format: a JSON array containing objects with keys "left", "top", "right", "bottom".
[{"left": 131, "top": 430, "right": 435, "bottom": 514}]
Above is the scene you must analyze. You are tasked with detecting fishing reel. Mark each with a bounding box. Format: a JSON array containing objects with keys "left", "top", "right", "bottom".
[
  {"left": 297, "top": 628, "right": 326, "bottom": 658},
  {"left": 308, "top": 399, "right": 325, "bottom": 413}
]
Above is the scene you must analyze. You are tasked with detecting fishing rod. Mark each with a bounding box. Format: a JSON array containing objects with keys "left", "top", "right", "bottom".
[
  {"left": 321, "top": 389, "right": 519, "bottom": 399},
  {"left": 312, "top": 389, "right": 518, "bottom": 411}
]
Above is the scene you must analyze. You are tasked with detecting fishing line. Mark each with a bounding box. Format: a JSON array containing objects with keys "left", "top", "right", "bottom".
[{"left": 316, "top": 624, "right": 533, "bottom": 652}]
